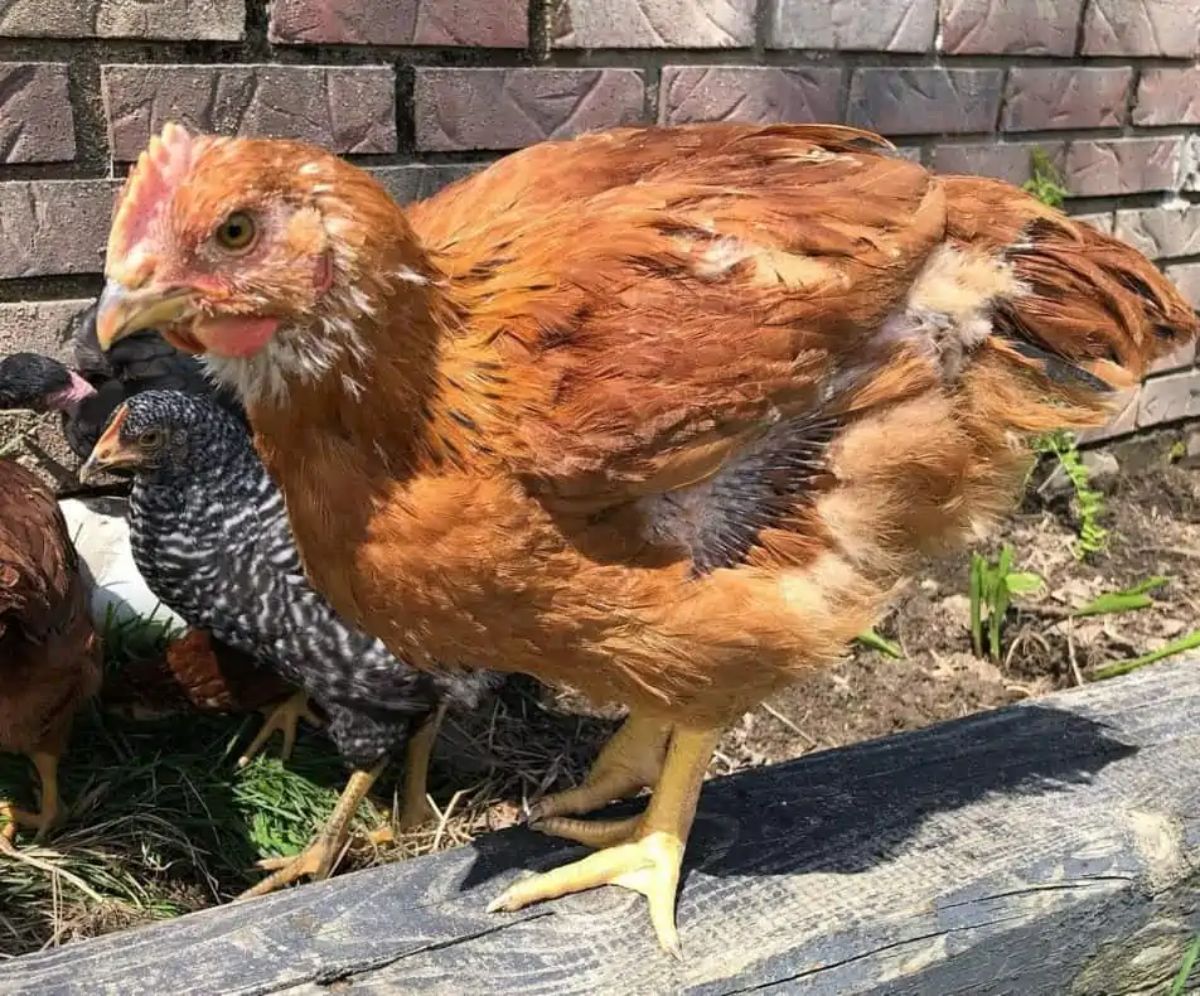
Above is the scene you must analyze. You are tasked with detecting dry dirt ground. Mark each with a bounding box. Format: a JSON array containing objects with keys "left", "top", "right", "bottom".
[{"left": 1, "top": 426, "right": 1197, "bottom": 956}]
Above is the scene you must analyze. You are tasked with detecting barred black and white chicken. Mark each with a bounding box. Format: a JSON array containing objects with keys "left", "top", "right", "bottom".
[{"left": 82, "top": 389, "right": 496, "bottom": 895}]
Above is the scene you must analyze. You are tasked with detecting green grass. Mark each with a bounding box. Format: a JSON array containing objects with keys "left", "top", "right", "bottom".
[
  {"left": 1170, "top": 935, "right": 1200, "bottom": 996},
  {"left": 969, "top": 545, "right": 1045, "bottom": 661},
  {"left": 1034, "top": 430, "right": 1109, "bottom": 559}
]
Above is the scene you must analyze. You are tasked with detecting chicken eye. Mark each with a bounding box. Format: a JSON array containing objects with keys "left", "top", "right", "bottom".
[
  {"left": 139, "top": 429, "right": 164, "bottom": 448},
  {"left": 215, "top": 212, "right": 257, "bottom": 252}
]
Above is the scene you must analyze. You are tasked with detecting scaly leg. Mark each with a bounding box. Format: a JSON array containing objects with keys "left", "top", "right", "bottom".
[
  {"left": 237, "top": 690, "right": 322, "bottom": 768},
  {"left": 237, "top": 761, "right": 385, "bottom": 900},
  {"left": 489, "top": 725, "right": 722, "bottom": 957},
  {"left": 397, "top": 703, "right": 447, "bottom": 830},
  {"left": 0, "top": 752, "right": 62, "bottom": 842},
  {"left": 528, "top": 712, "right": 671, "bottom": 823}
]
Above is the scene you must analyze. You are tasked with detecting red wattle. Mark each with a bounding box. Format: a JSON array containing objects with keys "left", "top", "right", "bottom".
[{"left": 196, "top": 316, "right": 282, "bottom": 358}]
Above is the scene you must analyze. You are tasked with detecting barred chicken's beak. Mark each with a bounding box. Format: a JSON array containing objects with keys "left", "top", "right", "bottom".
[
  {"left": 79, "top": 405, "right": 137, "bottom": 482},
  {"left": 95, "top": 280, "right": 197, "bottom": 352}
]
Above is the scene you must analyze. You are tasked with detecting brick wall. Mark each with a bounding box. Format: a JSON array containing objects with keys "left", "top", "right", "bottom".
[{"left": 1, "top": 0, "right": 1198, "bottom": 470}]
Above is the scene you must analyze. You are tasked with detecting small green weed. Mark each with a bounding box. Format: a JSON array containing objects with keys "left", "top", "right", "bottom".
[
  {"left": 1093, "top": 631, "right": 1200, "bottom": 681},
  {"left": 1022, "top": 148, "right": 1068, "bottom": 209},
  {"left": 1073, "top": 577, "right": 1170, "bottom": 618},
  {"left": 856, "top": 628, "right": 904, "bottom": 659},
  {"left": 1034, "top": 430, "right": 1108, "bottom": 559},
  {"left": 969, "top": 545, "right": 1045, "bottom": 661}
]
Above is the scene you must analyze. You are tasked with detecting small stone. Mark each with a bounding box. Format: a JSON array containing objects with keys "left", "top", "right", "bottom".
[{"left": 1182, "top": 429, "right": 1200, "bottom": 469}]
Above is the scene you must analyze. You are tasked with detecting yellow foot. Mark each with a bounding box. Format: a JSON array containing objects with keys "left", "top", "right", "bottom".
[
  {"left": 531, "top": 814, "right": 642, "bottom": 849},
  {"left": 1, "top": 753, "right": 62, "bottom": 842},
  {"left": 489, "top": 827, "right": 686, "bottom": 957},
  {"left": 528, "top": 713, "right": 670, "bottom": 823},
  {"left": 237, "top": 690, "right": 322, "bottom": 768},
  {"left": 235, "top": 763, "right": 384, "bottom": 900},
  {"left": 238, "top": 834, "right": 343, "bottom": 899},
  {"left": 395, "top": 704, "right": 447, "bottom": 831}
]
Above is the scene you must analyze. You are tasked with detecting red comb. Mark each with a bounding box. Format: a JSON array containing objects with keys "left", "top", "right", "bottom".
[{"left": 107, "top": 122, "right": 201, "bottom": 274}]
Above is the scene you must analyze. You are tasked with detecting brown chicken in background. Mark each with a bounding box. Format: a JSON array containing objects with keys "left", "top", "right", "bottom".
[
  {"left": 0, "top": 460, "right": 101, "bottom": 841},
  {"left": 94, "top": 121, "right": 1199, "bottom": 953},
  {"left": 102, "top": 628, "right": 319, "bottom": 767}
]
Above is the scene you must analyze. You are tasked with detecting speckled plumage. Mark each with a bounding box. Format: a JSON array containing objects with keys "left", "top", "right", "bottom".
[{"left": 115, "top": 390, "right": 492, "bottom": 769}]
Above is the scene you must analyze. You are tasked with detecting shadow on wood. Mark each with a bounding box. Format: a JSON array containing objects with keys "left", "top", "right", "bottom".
[{"left": 2, "top": 658, "right": 1198, "bottom": 995}]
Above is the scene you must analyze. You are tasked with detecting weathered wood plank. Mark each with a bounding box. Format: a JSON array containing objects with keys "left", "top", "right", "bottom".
[{"left": 2, "top": 659, "right": 1198, "bottom": 995}]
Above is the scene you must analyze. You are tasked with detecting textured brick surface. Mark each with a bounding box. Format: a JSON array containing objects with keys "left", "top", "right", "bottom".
[
  {"left": 766, "top": 0, "right": 936, "bottom": 52},
  {"left": 269, "top": 0, "right": 526, "bottom": 48},
  {"left": 1133, "top": 68, "right": 1200, "bottom": 126},
  {"left": 847, "top": 68, "right": 1004, "bottom": 135},
  {"left": 554, "top": 0, "right": 754, "bottom": 48},
  {"left": 1114, "top": 206, "right": 1200, "bottom": 260},
  {"left": 1083, "top": 0, "right": 1200, "bottom": 57},
  {"left": 1138, "top": 369, "right": 1200, "bottom": 427},
  {"left": 1150, "top": 339, "right": 1198, "bottom": 375},
  {"left": 1166, "top": 262, "right": 1200, "bottom": 308},
  {"left": 1064, "top": 138, "right": 1183, "bottom": 197},
  {"left": 940, "top": 0, "right": 1084, "bottom": 55},
  {"left": 102, "top": 65, "right": 396, "bottom": 160},
  {"left": 1078, "top": 388, "right": 1141, "bottom": 444},
  {"left": 933, "top": 142, "right": 1066, "bottom": 186},
  {"left": 659, "top": 67, "right": 842, "bottom": 126},
  {"left": 0, "top": 181, "right": 116, "bottom": 279},
  {"left": 0, "top": 64, "right": 75, "bottom": 163},
  {"left": 0, "top": 0, "right": 244, "bottom": 40},
  {"left": 371, "top": 164, "right": 484, "bottom": 204},
  {"left": 0, "top": 300, "right": 89, "bottom": 363},
  {"left": 1002, "top": 68, "right": 1132, "bottom": 132},
  {"left": 1071, "top": 212, "right": 1116, "bottom": 235},
  {"left": 414, "top": 69, "right": 645, "bottom": 152}
]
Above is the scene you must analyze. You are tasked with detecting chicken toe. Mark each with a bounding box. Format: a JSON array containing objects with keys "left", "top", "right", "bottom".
[
  {"left": 0, "top": 752, "right": 63, "bottom": 842},
  {"left": 397, "top": 703, "right": 446, "bottom": 830},
  {"left": 237, "top": 690, "right": 322, "bottom": 768},
  {"left": 236, "top": 761, "right": 384, "bottom": 899},
  {"left": 491, "top": 725, "right": 721, "bottom": 957},
  {"left": 528, "top": 712, "right": 670, "bottom": 823}
]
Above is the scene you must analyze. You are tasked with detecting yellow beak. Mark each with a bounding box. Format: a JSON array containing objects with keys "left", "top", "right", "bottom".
[{"left": 94, "top": 280, "right": 196, "bottom": 352}]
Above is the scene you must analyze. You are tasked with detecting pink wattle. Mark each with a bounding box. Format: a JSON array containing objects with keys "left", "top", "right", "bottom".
[{"left": 198, "top": 316, "right": 282, "bottom": 358}]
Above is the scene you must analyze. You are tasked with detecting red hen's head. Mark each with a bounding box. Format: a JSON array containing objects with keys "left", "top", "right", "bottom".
[{"left": 97, "top": 122, "right": 421, "bottom": 405}]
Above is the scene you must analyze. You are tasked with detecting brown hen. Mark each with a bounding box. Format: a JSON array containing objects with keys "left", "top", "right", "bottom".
[
  {"left": 0, "top": 460, "right": 101, "bottom": 840},
  {"left": 94, "top": 122, "right": 1199, "bottom": 952}
]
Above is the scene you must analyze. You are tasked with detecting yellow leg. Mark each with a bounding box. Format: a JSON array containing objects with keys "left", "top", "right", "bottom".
[
  {"left": 489, "top": 725, "right": 722, "bottom": 957},
  {"left": 237, "top": 690, "right": 322, "bottom": 768},
  {"left": 528, "top": 712, "right": 671, "bottom": 823},
  {"left": 0, "top": 752, "right": 62, "bottom": 842},
  {"left": 397, "top": 703, "right": 447, "bottom": 830},
  {"left": 237, "top": 761, "right": 385, "bottom": 900}
]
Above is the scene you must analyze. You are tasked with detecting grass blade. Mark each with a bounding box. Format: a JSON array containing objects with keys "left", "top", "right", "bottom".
[
  {"left": 1093, "top": 631, "right": 1200, "bottom": 681},
  {"left": 1074, "top": 577, "right": 1170, "bottom": 618},
  {"left": 1169, "top": 935, "right": 1199, "bottom": 996},
  {"left": 856, "top": 628, "right": 904, "bottom": 659}
]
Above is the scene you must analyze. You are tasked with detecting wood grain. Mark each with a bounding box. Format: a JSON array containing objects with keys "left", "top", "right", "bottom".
[{"left": 2, "top": 658, "right": 1198, "bottom": 995}]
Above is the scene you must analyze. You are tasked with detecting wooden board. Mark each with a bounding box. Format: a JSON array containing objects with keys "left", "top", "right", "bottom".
[{"left": 3, "top": 658, "right": 1199, "bottom": 995}]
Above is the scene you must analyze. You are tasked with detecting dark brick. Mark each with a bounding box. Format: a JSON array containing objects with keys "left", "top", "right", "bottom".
[
  {"left": 0, "top": 180, "right": 117, "bottom": 279},
  {"left": 1064, "top": 138, "right": 1182, "bottom": 197},
  {"left": 554, "top": 0, "right": 755, "bottom": 48},
  {"left": 658, "top": 67, "right": 842, "bottom": 127},
  {"left": 766, "top": 0, "right": 936, "bottom": 52},
  {"left": 1083, "top": 0, "right": 1200, "bottom": 57},
  {"left": 1114, "top": 205, "right": 1200, "bottom": 260},
  {"left": 0, "top": 0, "right": 244, "bottom": 40},
  {"left": 932, "top": 142, "right": 1066, "bottom": 186},
  {"left": 1133, "top": 68, "right": 1200, "bottom": 126},
  {"left": 269, "top": 0, "right": 526, "bottom": 48},
  {"left": 102, "top": 65, "right": 396, "bottom": 161},
  {"left": 0, "top": 64, "right": 75, "bottom": 163},
  {"left": 1002, "top": 68, "right": 1133, "bottom": 132},
  {"left": 414, "top": 69, "right": 645, "bottom": 152},
  {"left": 847, "top": 68, "right": 1004, "bottom": 135},
  {"left": 370, "top": 164, "right": 486, "bottom": 204},
  {"left": 940, "top": 0, "right": 1084, "bottom": 55},
  {"left": 1166, "top": 261, "right": 1200, "bottom": 308},
  {"left": 1138, "top": 369, "right": 1200, "bottom": 426},
  {"left": 0, "top": 300, "right": 90, "bottom": 362}
]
